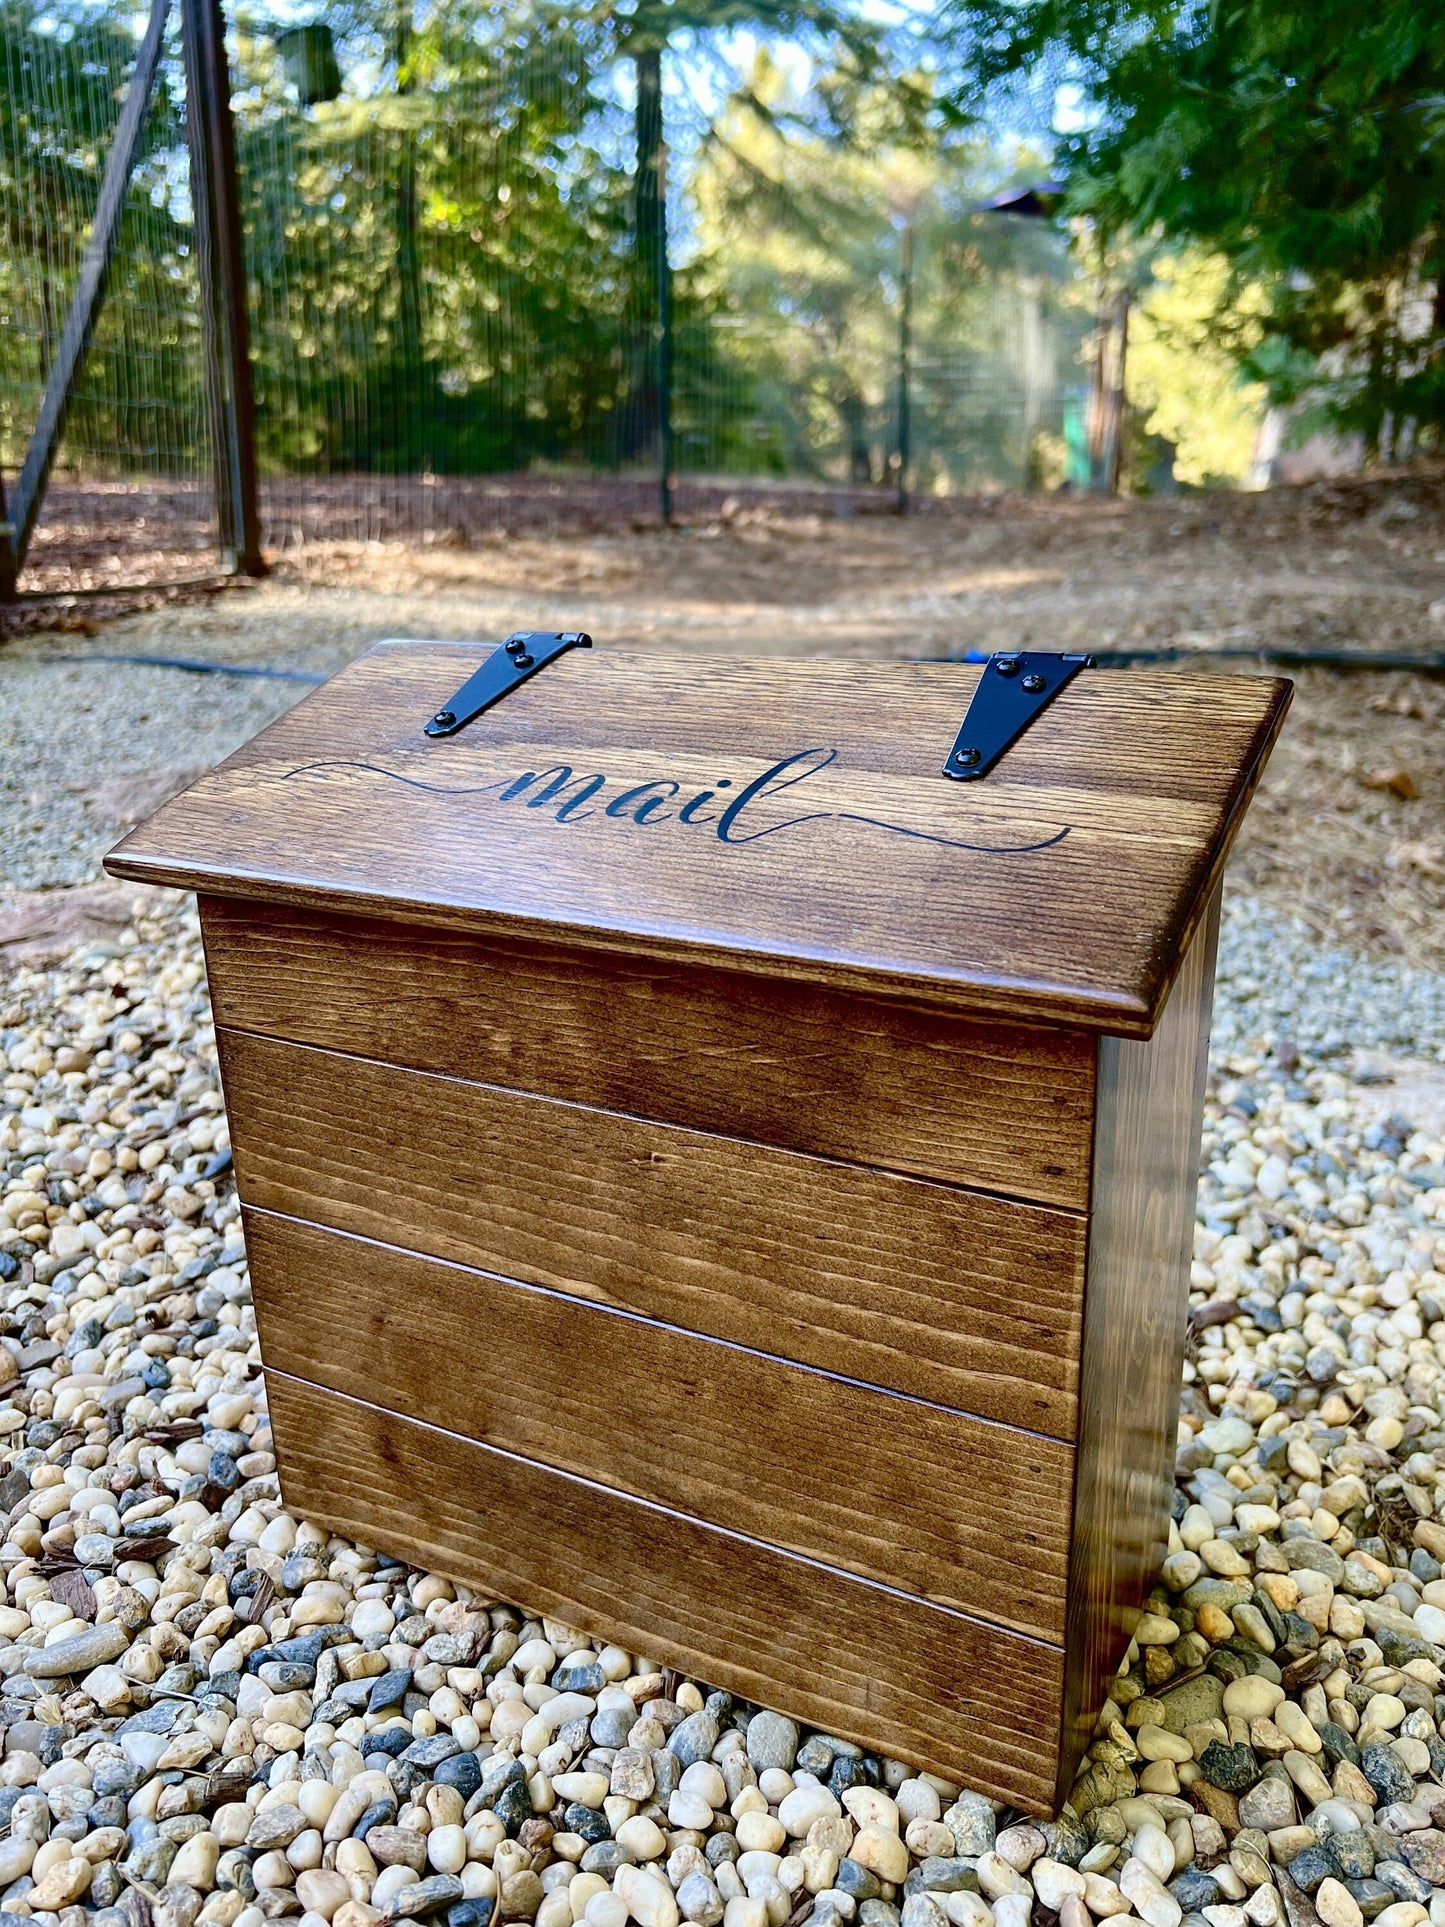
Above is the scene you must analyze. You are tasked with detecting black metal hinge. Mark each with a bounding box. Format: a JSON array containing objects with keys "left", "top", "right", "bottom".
[
  {"left": 425, "top": 631, "right": 592, "bottom": 738},
  {"left": 943, "top": 651, "right": 1095, "bottom": 782}
]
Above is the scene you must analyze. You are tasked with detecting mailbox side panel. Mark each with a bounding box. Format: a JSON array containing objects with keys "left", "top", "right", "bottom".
[{"left": 1057, "top": 883, "right": 1221, "bottom": 1802}]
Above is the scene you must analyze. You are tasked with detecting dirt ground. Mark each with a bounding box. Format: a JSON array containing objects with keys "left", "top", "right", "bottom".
[{"left": 3, "top": 469, "right": 1443, "bottom": 968}]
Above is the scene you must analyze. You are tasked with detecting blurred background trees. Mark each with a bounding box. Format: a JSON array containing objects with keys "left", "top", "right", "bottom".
[
  {"left": 1, "top": 0, "right": 1441, "bottom": 512},
  {"left": 940, "top": 0, "right": 1445, "bottom": 464}
]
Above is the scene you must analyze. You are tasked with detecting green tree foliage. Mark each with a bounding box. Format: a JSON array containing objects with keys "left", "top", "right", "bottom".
[
  {"left": 940, "top": 0, "right": 1445, "bottom": 456},
  {"left": 233, "top": 0, "right": 832, "bottom": 476},
  {"left": 235, "top": 1, "right": 641, "bottom": 473},
  {"left": 0, "top": 0, "right": 1087, "bottom": 494},
  {"left": 1125, "top": 250, "right": 1268, "bottom": 486}
]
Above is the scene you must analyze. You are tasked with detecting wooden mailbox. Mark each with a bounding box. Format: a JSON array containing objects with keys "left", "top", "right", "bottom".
[{"left": 106, "top": 640, "right": 1290, "bottom": 1814}]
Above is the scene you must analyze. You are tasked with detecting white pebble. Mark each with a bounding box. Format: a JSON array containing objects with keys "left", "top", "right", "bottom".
[
  {"left": 1033, "top": 1861, "right": 1087, "bottom": 1910},
  {"left": 1133, "top": 1826, "right": 1175, "bottom": 1883},
  {"left": 372, "top": 1866, "right": 421, "bottom": 1909},
  {"left": 428, "top": 1824, "right": 467, "bottom": 1874},
  {"left": 778, "top": 1784, "right": 840, "bottom": 1836},
  {"left": 1119, "top": 1859, "right": 1182, "bottom": 1927}
]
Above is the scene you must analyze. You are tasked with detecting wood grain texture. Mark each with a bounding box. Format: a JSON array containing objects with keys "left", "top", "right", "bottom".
[
  {"left": 108, "top": 646, "right": 1291, "bottom": 1034},
  {"left": 244, "top": 1207, "right": 1073, "bottom": 1637},
  {"left": 200, "top": 897, "right": 1095, "bottom": 1208},
  {"left": 217, "top": 1028, "right": 1086, "bottom": 1435},
  {"left": 264, "top": 1368, "right": 1068, "bottom": 1810},
  {"left": 1058, "top": 882, "right": 1221, "bottom": 1801}
]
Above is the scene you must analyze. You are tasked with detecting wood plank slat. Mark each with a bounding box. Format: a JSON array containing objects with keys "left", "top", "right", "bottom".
[
  {"left": 263, "top": 1369, "right": 1068, "bottom": 1811},
  {"left": 216, "top": 1029, "right": 1087, "bottom": 1437},
  {"left": 1060, "top": 884, "right": 1221, "bottom": 1784},
  {"left": 107, "top": 647, "right": 1292, "bottom": 1034},
  {"left": 244, "top": 1207, "right": 1074, "bottom": 1638},
  {"left": 200, "top": 898, "right": 1096, "bottom": 1207}
]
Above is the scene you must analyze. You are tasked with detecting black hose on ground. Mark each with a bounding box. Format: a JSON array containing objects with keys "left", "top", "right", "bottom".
[
  {"left": 27, "top": 642, "right": 1445, "bottom": 680},
  {"left": 941, "top": 645, "right": 1445, "bottom": 671},
  {"left": 48, "top": 652, "right": 327, "bottom": 682}
]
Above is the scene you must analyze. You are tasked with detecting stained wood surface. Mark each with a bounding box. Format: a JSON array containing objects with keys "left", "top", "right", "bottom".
[
  {"left": 109, "top": 646, "right": 1291, "bottom": 1034},
  {"left": 265, "top": 1369, "right": 1067, "bottom": 1809},
  {"left": 218, "top": 1028, "right": 1085, "bottom": 1434},
  {"left": 201, "top": 898, "right": 1095, "bottom": 1208},
  {"left": 245, "top": 1208, "right": 1073, "bottom": 1637},
  {"left": 1059, "top": 883, "right": 1221, "bottom": 1800}
]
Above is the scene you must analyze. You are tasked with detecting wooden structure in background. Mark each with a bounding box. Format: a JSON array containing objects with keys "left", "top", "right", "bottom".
[{"left": 107, "top": 644, "right": 1289, "bottom": 1812}]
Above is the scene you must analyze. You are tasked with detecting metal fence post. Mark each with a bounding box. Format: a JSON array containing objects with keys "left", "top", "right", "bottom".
[
  {"left": 658, "top": 158, "right": 673, "bottom": 531},
  {"left": 634, "top": 44, "right": 672, "bottom": 526},
  {"left": 181, "top": 0, "right": 264, "bottom": 576},
  {"left": 895, "top": 218, "right": 913, "bottom": 513}
]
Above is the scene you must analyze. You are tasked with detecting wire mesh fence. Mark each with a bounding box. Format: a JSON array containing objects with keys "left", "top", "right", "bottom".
[
  {"left": 1, "top": 0, "right": 1095, "bottom": 596},
  {"left": 0, "top": 0, "right": 219, "bottom": 590}
]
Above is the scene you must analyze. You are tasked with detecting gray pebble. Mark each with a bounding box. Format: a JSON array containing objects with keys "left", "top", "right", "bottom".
[
  {"left": 744, "top": 1710, "right": 799, "bottom": 1773},
  {"left": 24, "top": 1623, "right": 129, "bottom": 1678},
  {"left": 1170, "top": 1871, "right": 1222, "bottom": 1911},
  {"left": 1375, "top": 1863, "right": 1431, "bottom": 1904},
  {"left": 400, "top": 1734, "right": 461, "bottom": 1769},
  {"left": 385, "top": 1876, "right": 467, "bottom": 1920},
  {"left": 1332, "top": 1835, "right": 1375, "bottom": 1880},
  {"left": 125, "top": 1838, "right": 178, "bottom": 1884},
  {"left": 581, "top": 1843, "right": 633, "bottom": 1875},
  {"left": 153, "top": 1886, "right": 203, "bottom": 1927},
  {"left": 368, "top": 1669, "right": 414, "bottom": 1713},
  {"left": 837, "top": 1862, "right": 882, "bottom": 1900},
  {"left": 1238, "top": 1777, "right": 1296, "bottom": 1832},
  {"left": 669, "top": 1712, "right": 720, "bottom": 1770},
  {"left": 1285, "top": 1848, "right": 1334, "bottom": 1895},
  {"left": 943, "top": 1793, "right": 995, "bottom": 1857},
  {"left": 906, "top": 1862, "right": 979, "bottom": 1897},
  {"left": 591, "top": 1710, "right": 633, "bottom": 1748}
]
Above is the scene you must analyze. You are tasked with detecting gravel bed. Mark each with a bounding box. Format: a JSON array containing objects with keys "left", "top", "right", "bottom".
[
  {"left": 0, "top": 895, "right": 1444, "bottom": 1927},
  {"left": 1214, "top": 903, "right": 1445, "bottom": 1066},
  {"left": 0, "top": 662, "right": 310, "bottom": 893}
]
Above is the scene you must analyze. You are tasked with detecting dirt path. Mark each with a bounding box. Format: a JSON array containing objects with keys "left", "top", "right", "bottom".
[{"left": 248, "top": 474, "right": 1445, "bottom": 660}]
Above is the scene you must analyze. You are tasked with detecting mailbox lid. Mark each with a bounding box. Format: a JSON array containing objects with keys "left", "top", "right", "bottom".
[{"left": 105, "top": 642, "right": 1289, "bottom": 1036}]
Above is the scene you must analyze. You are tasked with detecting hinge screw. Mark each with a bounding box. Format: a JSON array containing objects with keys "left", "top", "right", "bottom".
[
  {"left": 1021, "top": 673, "right": 1046, "bottom": 693},
  {"left": 953, "top": 747, "right": 981, "bottom": 767},
  {"left": 432, "top": 710, "right": 455, "bottom": 728},
  {"left": 995, "top": 657, "right": 1020, "bottom": 677}
]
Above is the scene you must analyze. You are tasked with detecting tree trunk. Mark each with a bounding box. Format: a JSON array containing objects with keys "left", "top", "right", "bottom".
[
  {"left": 838, "top": 390, "right": 872, "bottom": 484},
  {"left": 1105, "top": 289, "right": 1130, "bottom": 494}
]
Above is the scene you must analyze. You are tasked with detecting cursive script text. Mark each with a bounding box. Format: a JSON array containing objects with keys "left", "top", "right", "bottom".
[{"left": 281, "top": 748, "right": 1072, "bottom": 855}]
